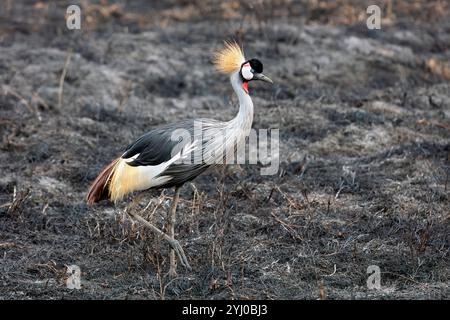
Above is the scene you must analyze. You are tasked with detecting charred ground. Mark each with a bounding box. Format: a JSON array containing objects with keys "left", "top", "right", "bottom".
[{"left": 0, "top": 0, "right": 449, "bottom": 299}]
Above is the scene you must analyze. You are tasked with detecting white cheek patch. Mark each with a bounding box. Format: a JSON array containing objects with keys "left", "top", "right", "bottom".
[{"left": 241, "top": 65, "right": 253, "bottom": 81}]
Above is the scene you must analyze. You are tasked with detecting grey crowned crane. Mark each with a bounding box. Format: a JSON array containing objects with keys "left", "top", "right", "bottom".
[{"left": 86, "top": 41, "right": 272, "bottom": 275}]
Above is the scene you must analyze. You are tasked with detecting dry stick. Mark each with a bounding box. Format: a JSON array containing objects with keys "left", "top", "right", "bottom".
[
  {"left": 127, "top": 204, "right": 191, "bottom": 270},
  {"left": 270, "top": 211, "right": 300, "bottom": 240},
  {"left": 0, "top": 242, "right": 16, "bottom": 249},
  {"left": 3, "top": 86, "right": 35, "bottom": 114},
  {"left": 32, "top": 92, "right": 50, "bottom": 110},
  {"left": 167, "top": 186, "right": 181, "bottom": 276},
  {"left": 382, "top": 272, "right": 421, "bottom": 285},
  {"left": 58, "top": 50, "right": 72, "bottom": 109},
  {"left": 275, "top": 185, "right": 303, "bottom": 210},
  {"left": 117, "top": 80, "right": 132, "bottom": 112}
]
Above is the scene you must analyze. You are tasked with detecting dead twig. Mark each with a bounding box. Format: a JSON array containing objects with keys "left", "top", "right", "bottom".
[
  {"left": 323, "top": 264, "right": 337, "bottom": 277},
  {"left": 32, "top": 92, "right": 50, "bottom": 111},
  {"left": 7, "top": 186, "right": 30, "bottom": 215},
  {"left": 383, "top": 271, "right": 421, "bottom": 285},
  {"left": 2, "top": 85, "right": 35, "bottom": 115},
  {"left": 58, "top": 49, "right": 72, "bottom": 109},
  {"left": 270, "top": 211, "right": 301, "bottom": 240},
  {"left": 0, "top": 242, "right": 16, "bottom": 249},
  {"left": 117, "top": 80, "right": 132, "bottom": 112},
  {"left": 275, "top": 185, "right": 304, "bottom": 211}
]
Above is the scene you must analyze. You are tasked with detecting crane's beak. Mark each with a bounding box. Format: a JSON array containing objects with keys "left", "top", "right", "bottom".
[{"left": 253, "top": 73, "right": 273, "bottom": 84}]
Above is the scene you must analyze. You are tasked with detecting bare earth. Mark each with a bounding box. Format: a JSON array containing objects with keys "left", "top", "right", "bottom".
[{"left": 0, "top": 0, "right": 449, "bottom": 299}]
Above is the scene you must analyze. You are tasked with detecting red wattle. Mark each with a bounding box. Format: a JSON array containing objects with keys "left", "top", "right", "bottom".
[{"left": 242, "top": 82, "right": 249, "bottom": 94}]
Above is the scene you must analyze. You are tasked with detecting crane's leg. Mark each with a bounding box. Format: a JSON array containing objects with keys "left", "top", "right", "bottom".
[
  {"left": 126, "top": 187, "right": 191, "bottom": 274},
  {"left": 167, "top": 186, "right": 181, "bottom": 277}
]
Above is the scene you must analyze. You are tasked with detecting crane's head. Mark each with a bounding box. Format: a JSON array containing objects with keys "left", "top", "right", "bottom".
[
  {"left": 214, "top": 41, "right": 273, "bottom": 93},
  {"left": 239, "top": 58, "right": 272, "bottom": 83}
]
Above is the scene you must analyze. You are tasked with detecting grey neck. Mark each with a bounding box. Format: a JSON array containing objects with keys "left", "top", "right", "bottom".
[{"left": 229, "top": 72, "right": 254, "bottom": 131}]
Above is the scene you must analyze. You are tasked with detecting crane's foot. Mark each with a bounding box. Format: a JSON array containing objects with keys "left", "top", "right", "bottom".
[{"left": 165, "top": 237, "right": 191, "bottom": 272}]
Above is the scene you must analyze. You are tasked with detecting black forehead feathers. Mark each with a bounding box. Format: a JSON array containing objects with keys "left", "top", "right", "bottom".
[{"left": 246, "top": 59, "right": 263, "bottom": 73}]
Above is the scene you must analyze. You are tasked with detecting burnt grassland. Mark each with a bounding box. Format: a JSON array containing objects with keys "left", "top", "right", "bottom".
[{"left": 0, "top": 0, "right": 449, "bottom": 299}]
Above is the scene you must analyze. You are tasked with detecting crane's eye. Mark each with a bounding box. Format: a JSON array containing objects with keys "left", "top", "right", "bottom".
[{"left": 241, "top": 63, "right": 253, "bottom": 81}]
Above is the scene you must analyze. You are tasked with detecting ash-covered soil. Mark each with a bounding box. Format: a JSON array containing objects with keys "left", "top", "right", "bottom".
[{"left": 0, "top": 0, "right": 449, "bottom": 299}]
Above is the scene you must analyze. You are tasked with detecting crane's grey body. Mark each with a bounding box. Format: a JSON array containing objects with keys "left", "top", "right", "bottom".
[
  {"left": 120, "top": 72, "right": 254, "bottom": 190},
  {"left": 122, "top": 118, "right": 215, "bottom": 188}
]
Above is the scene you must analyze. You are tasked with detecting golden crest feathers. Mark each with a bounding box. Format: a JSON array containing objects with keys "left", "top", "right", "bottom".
[{"left": 213, "top": 41, "right": 245, "bottom": 74}]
